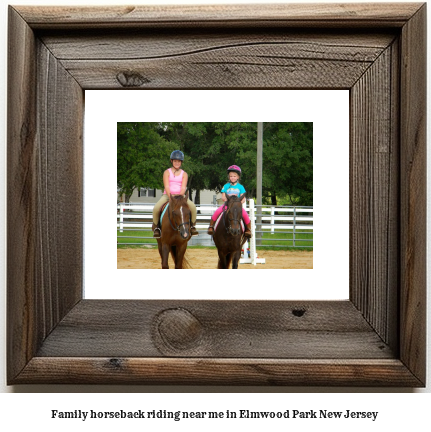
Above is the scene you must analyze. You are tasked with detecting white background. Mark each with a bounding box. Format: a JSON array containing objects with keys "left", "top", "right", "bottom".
[
  {"left": 84, "top": 90, "right": 349, "bottom": 300},
  {"left": 0, "top": 0, "right": 430, "bottom": 428}
]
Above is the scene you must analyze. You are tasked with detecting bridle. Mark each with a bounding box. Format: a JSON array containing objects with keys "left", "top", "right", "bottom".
[
  {"left": 168, "top": 201, "right": 191, "bottom": 233},
  {"left": 223, "top": 201, "right": 242, "bottom": 235}
]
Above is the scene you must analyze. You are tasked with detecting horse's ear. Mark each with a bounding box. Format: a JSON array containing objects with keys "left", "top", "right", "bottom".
[
  {"left": 184, "top": 189, "right": 189, "bottom": 200},
  {"left": 239, "top": 193, "right": 246, "bottom": 201}
]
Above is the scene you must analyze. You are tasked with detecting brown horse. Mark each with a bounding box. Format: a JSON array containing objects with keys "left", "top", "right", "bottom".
[
  {"left": 212, "top": 193, "right": 247, "bottom": 269},
  {"left": 156, "top": 193, "right": 191, "bottom": 269}
]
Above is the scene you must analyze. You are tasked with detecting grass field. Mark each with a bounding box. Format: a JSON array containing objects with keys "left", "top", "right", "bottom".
[
  {"left": 117, "top": 229, "right": 313, "bottom": 250},
  {"left": 256, "top": 230, "right": 313, "bottom": 249}
]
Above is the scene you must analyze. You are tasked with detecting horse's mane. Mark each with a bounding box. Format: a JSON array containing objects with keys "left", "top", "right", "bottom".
[
  {"left": 170, "top": 194, "right": 188, "bottom": 209},
  {"left": 225, "top": 195, "right": 242, "bottom": 209}
]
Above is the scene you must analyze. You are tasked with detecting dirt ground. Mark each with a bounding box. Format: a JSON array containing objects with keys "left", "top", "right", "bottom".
[{"left": 117, "top": 247, "right": 313, "bottom": 269}]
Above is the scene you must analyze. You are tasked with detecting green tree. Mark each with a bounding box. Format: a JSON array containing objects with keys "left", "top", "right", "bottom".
[
  {"left": 262, "top": 122, "right": 313, "bottom": 206},
  {"left": 117, "top": 122, "right": 313, "bottom": 206},
  {"left": 160, "top": 122, "right": 233, "bottom": 204},
  {"left": 117, "top": 122, "right": 175, "bottom": 202}
]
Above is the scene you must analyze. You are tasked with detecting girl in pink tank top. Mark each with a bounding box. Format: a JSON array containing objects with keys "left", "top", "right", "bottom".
[
  {"left": 163, "top": 167, "right": 184, "bottom": 195},
  {"left": 152, "top": 150, "right": 198, "bottom": 238}
]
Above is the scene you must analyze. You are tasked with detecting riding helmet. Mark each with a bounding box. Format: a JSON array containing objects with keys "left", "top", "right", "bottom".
[
  {"left": 170, "top": 150, "right": 184, "bottom": 161},
  {"left": 227, "top": 165, "right": 241, "bottom": 176}
]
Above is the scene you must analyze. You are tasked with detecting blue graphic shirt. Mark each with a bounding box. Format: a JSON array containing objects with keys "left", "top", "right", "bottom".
[{"left": 221, "top": 182, "right": 246, "bottom": 197}]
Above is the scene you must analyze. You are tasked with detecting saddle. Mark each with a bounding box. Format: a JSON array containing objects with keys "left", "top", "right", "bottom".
[{"left": 214, "top": 211, "right": 244, "bottom": 233}]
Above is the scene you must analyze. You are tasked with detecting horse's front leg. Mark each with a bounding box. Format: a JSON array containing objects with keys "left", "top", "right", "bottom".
[
  {"left": 161, "top": 243, "right": 170, "bottom": 269},
  {"left": 217, "top": 251, "right": 228, "bottom": 269},
  {"left": 231, "top": 250, "right": 242, "bottom": 269},
  {"left": 175, "top": 242, "right": 187, "bottom": 269}
]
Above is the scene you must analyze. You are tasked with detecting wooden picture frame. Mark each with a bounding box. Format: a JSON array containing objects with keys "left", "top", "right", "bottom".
[{"left": 7, "top": 3, "right": 426, "bottom": 386}]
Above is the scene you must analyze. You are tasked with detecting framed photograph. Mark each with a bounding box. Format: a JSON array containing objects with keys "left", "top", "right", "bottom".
[
  {"left": 85, "top": 90, "right": 348, "bottom": 300},
  {"left": 113, "top": 117, "right": 316, "bottom": 272},
  {"left": 7, "top": 3, "right": 426, "bottom": 386}
]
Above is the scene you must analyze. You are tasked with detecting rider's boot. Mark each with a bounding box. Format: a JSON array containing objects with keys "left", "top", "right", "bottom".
[
  {"left": 244, "top": 222, "right": 252, "bottom": 238},
  {"left": 152, "top": 223, "right": 161, "bottom": 238},
  {"left": 207, "top": 219, "right": 216, "bottom": 235},
  {"left": 190, "top": 221, "right": 199, "bottom": 236}
]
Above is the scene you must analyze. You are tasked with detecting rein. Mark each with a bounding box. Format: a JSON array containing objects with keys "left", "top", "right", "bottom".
[
  {"left": 223, "top": 202, "right": 242, "bottom": 235},
  {"left": 168, "top": 201, "right": 191, "bottom": 232}
]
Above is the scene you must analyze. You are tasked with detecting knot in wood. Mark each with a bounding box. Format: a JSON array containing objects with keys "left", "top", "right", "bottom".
[
  {"left": 116, "top": 71, "right": 150, "bottom": 87},
  {"left": 292, "top": 308, "right": 306, "bottom": 317},
  {"left": 108, "top": 358, "right": 123, "bottom": 369},
  {"left": 155, "top": 308, "right": 203, "bottom": 351}
]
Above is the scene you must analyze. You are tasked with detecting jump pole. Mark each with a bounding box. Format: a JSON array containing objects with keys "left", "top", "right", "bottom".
[{"left": 240, "top": 199, "right": 265, "bottom": 265}]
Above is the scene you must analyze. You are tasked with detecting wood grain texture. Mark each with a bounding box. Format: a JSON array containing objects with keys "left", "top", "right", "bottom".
[
  {"left": 15, "top": 3, "right": 423, "bottom": 28},
  {"left": 36, "top": 300, "right": 393, "bottom": 359},
  {"left": 7, "top": 6, "right": 38, "bottom": 381},
  {"left": 7, "top": 6, "right": 83, "bottom": 382},
  {"left": 7, "top": 3, "right": 426, "bottom": 386},
  {"left": 40, "top": 31, "right": 395, "bottom": 60},
  {"left": 15, "top": 358, "right": 422, "bottom": 386},
  {"left": 399, "top": 4, "right": 427, "bottom": 384},
  {"left": 350, "top": 44, "right": 399, "bottom": 347},
  {"left": 35, "top": 40, "right": 84, "bottom": 332},
  {"left": 44, "top": 31, "right": 394, "bottom": 89}
]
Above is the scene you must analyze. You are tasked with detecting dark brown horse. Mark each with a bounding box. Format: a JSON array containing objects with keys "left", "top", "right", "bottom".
[
  {"left": 157, "top": 193, "right": 191, "bottom": 269},
  {"left": 213, "top": 193, "right": 247, "bottom": 269}
]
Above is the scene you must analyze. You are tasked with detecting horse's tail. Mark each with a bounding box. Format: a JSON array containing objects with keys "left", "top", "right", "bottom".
[{"left": 182, "top": 253, "right": 191, "bottom": 269}]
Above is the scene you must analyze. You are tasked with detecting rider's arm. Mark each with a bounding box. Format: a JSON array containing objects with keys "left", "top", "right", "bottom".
[
  {"left": 163, "top": 169, "right": 171, "bottom": 197},
  {"left": 180, "top": 171, "right": 188, "bottom": 195},
  {"left": 221, "top": 192, "right": 227, "bottom": 202},
  {"left": 240, "top": 185, "right": 246, "bottom": 203}
]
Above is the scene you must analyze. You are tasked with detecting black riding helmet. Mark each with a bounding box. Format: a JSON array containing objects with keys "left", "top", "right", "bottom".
[{"left": 170, "top": 150, "right": 184, "bottom": 161}]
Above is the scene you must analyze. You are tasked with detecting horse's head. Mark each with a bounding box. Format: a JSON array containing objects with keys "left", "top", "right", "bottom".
[
  {"left": 224, "top": 193, "right": 245, "bottom": 236},
  {"left": 169, "top": 193, "right": 191, "bottom": 239}
]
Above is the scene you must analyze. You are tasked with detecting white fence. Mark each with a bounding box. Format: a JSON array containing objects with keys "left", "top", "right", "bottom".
[
  {"left": 117, "top": 202, "right": 216, "bottom": 232},
  {"left": 255, "top": 205, "right": 313, "bottom": 233},
  {"left": 117, "top": 200, "right": 313, "bottom": 250}
]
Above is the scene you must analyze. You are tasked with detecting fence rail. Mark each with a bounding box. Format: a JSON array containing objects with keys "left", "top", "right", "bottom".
[{"left": 117, "top": 201, "right": 313, "bottom": 249}]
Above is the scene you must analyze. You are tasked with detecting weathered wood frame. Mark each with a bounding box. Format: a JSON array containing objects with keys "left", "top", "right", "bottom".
[{"left": 7, "top": 4, "right": 426, "bottom": 386}]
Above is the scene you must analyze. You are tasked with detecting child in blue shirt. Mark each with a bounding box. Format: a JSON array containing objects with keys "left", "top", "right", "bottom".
[{"left": 207, "top": 165, "right": 251, "bottom": 237}]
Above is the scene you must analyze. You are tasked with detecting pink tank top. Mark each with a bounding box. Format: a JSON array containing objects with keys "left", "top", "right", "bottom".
[{"left": 164, "top": 168, "right": 184, "bottom": 195}]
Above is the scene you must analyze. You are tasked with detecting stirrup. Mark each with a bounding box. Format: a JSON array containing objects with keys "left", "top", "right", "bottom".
[
  {"left": 207, "top": 226, "right": 214, "bottom": 235},
  {"left": 153, "top": 227, "right": 161, "bottom": 238},
  {"left": 244, "top": 230, "right": 252, "bottom": 238},
  {"left": 190, "top": 227, "right": 199, "bottom": 236}
]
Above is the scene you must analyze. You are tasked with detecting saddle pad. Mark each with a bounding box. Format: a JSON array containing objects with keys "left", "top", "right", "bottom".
[
  {"left": 160, "top": 203, "right": 169, "bottom": 224},
  {"left": 214, "top": 212, "right": 244, "bottom": 233}
]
